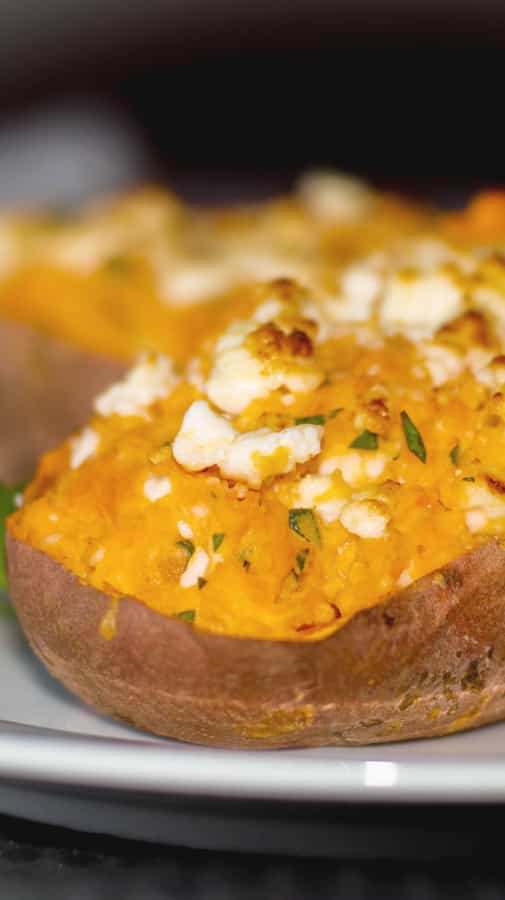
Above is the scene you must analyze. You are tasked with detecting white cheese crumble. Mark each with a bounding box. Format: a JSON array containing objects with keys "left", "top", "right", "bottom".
[
  {"left": 143, "top": 475, "right": 172, "bottom": 502},
  {"left": 90, "top": 547, "right": 105, "bottom": 565},
  {"left": 205, "top": 309, "right": 324, "bottom": 415},
  {"left": 173, "top": 400, "right": 323, "bottom": 487},
  {"left": 177, "top": 521, "right": 194, "bottom": 540},
  {"left": 319, "top": 451, "right": 387, "bottom": 487},
  {"left": 418, "top": 342, "right": 464, "bottom": 387},
  {"left": 464, "top": 482, "right": 505, "bottom": 533},
  {"left": 191, "top": 504, "right": 209, "bottom": 517},
  {"left": 323, "top": 256, "right": 384, "bottom": 324},
  {"left": 158, "top": 260, "right": 234, "bottom": 306},
  {"left": 69, "top": 427, "right": 99, "bottom": 469},
  {"left": 179, "top": 548, "right": 210, "bottom": 588},
  {"left": 94, "top": 354, "right": 178, "bottom": 418},
  {"left": 44, "top": 534, "right": 62, "bottom": 544},
  {"left": 339, "top": 500, "right": 389, "bottom": 539},
  {"left": 296, "top": 170, "right": 373, "bottom": 222},
  {"left": 294, "top": 474, "right": 333, "bottom": 507},
  {"left": 380, "top": 270, "right": 463, "bottom": 339},
  {"left": 466, "top": 347, "right": 505, "bottom": 391},
  {"left": 172, "top": 400, "right": 236, "bottom": 471}
]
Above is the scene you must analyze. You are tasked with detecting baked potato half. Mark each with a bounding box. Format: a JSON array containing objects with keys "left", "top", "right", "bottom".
[
  {"left": 6, "top": 532, "right": 505, "bottom": 748},
  {"left": 0, "top": 174, "right": 427, "bottom": 481},
  {"left": 8, "top": 222, "right": 505, "bottom": 748}
]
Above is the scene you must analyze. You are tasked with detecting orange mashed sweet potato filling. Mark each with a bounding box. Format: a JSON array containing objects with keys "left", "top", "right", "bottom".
[{"left": 8, "top": 177, "right": 505, "bottom": 642}]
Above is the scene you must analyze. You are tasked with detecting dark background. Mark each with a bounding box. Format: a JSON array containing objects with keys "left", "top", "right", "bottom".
[{"left": 1, "top": 1, "right": 505, "bottom": 206}]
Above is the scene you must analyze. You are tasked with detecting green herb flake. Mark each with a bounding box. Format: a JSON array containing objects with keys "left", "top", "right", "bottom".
[
  {"left": 296, "top": 549, "right": 309, "bottom": 572},
  {"left": 349, "top": 429, "right": 378, "bottom": 451},
  {"left": 176, "top": 539, "right": 195, "bottom": 558},
  {"left": 212, "top": 532, "right": 225, "bottom": 552},
  {"left": 197, "top": 577, "right": 207, "bottom": 590},
  {"left": 177, "top": 609, "right": 195, "bottom": 623},
  {"left": 401, "top": 410, "right": 427, "bottom": 463},
  {"left": 0, "top": 482, "right": 25, "bottom": 590},
  {"left": 288, "top": 509, "right": 321, "bottom": 547},
  {"left": 295, "top": 414, "right": 326, "bottom": 426},
  {"left": 103, "top": 254, "right": 129, "bottom": 275},
  {"left": 450, "top": 444, "right": 460, "bottom": 466},
  {"left": 463, "top": 476, "right": 475, "bottom": 482},
  {"left": 328, "top": 407, "right": 344, "bottom": 419}
]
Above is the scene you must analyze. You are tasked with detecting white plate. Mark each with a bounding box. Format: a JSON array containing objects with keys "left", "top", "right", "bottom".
[{"left": 1, "top": 592, "right": 505, "bottom": 855}]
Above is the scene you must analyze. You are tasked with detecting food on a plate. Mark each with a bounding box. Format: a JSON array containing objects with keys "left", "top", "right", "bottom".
[
  {"left": 0, "top": 173, "right": 426, "bottom": 481},
  {"left": 9, "top": 181, "right": 505, "bottom": 748}
]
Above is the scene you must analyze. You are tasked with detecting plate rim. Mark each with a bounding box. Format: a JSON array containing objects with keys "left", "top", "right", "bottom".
[{"left": 1, "top": 725, "right": 505, "bottom": 804}]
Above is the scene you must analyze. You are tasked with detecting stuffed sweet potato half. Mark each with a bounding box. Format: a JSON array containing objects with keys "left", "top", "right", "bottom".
[
  {"left": 0, "top": 172, "right": 426, "bottom": 482},
  {"left": 8, "top": 215, "right": 505, "bottom": 749}
]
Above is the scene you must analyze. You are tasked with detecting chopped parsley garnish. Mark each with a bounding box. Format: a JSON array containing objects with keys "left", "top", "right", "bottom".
[
  {"left": 176, "top": 539, "right": 195, "bottom": 558},
  {"left": 450, "top": 444, "right": 460, "bottom": 465},
  {"left": 0, "top": 482, "right": 25, "bottom": 590},
  {"left": 295, "top": 415, "right": 325, "bottom": 426},
  {"left": 177, "top": 609, "right": 195, "bottom": 623},
  {"left": 288, "top": 509, "right": 321, "bottom": 547},
  {"left": 295, "top": 408, "right": 343, "bottom": 426},
  {"left": 212, "top": 533, "right": 225, "bottom": 552},
  {"left": 462, "top": 476, "right": 475, "bottom": 482},
  {"left": 197, "top": 577, "right": 207, "bottom": 589},
  {"left": 349, "top": 429, "right": 378, "bottom": 451},
  {"left": 103, "top": 255, "right": 129, "bottom": 275},
  {"left": 401, "top": 411, "right": 426, "bottom": 463},
  {"left": 296, "top": 549, "right": 309, "bottom": 571}
]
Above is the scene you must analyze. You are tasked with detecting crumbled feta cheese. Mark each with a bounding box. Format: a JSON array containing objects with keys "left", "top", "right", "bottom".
[
  {"left": 397, "top": 567, "right": 413, "bottom": 588},
  {"left": 419, "top": 342, "right": 464, "bottom": 387},
  {"left": 466, "top": 347, "right": 505, "bottom": 391},
  {"left": 192, "top": 505, "right": 209, "bottom": 517},
  {"left": 144, "top": 475, "right": 172, "bottom": 502},
  {"left": 220, "top": 424, "right": 323, "bottom": 488},
  {"left": 464, "top": 482, "right": 505, "bottom": 532},
  {"left": 186, "top": 357, "right": 205, "bottom": 391},
  {"left": 179, "top": 548, "right": 210, "bottom": 588},
  {"left": 173, "top": 400, "right": 323, "bottom": 487},
  {"left": 294, "top": 474, "right": 333, "bottom": 507},
  {"left": 94, "top": 354, "right": 178, "bottom": 418},
  {"left": 316, "top": 499, "right": 347, "bottom": 523},
  {"left": 339, "top": 500, "right": 389, "bottom": 538},
  {"left": 281, "top": 393, "right": 295, "bottom": 406},
  {"left": 380, "top": 270, "right": 463, "bottom": 339},
  {"left": 43, "top": 224, "right": 122, "bottom": 273},
  {"left": 319, "top": 451, "right": 386, "bottom": 487},
  {"left": 48, "top": 513, "right": 58, "bottom": 522},
  {"left": 172, "top": 400, "right": 236, "bottom": 471},
  {"left": 472, "top": 286, "right": 505, "bottom": 344},
  {"left": 205, "top": 315, "right": 323, "bottom": 414},
  {"left": 177, "top": 521, "right": 194, "bottom": 540},
  {"left": 296, "top": 170, "right": 373, "bottom": 222},
  {"left": 158, "top": 260, "right": 233, "bottom": 306},
  {"left": 14, "top": 493, "right": 24, "bottom": 509},
  {"left": 44, "top": 534, "right": 61, "bottom": 544},
  {"left": 70, "top": 427, "right": 99, "bottom": 469},
  {"left": 90, "top": 547, "right": 105, "bottom": 565},
  {"left": 323, "top": 257, "right": 383, "bottom": 323}
]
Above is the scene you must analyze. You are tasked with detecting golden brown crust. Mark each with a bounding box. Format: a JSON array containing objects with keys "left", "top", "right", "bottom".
[
  {"left": 0, "top": 319, "right": 126, "bottom": 482},
  {"left": 7, "top": 531, "right": 505, "bottom": 748}
]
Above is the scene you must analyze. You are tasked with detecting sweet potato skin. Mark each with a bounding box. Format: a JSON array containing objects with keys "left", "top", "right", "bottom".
[
  {"left": 6, "top": 531, "right": 505, "bottom": 748},
  {"left": 0, "top": 319, "right": 126, "bottom": 483}
]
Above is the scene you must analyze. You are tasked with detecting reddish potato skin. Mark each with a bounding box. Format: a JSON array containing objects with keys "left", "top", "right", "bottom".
[
  {"left": 0, "top": 319, "right": 126, "bottom": 483},
  {"left": 6, "top": 531, "right": 505, "bottom": 748}
]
